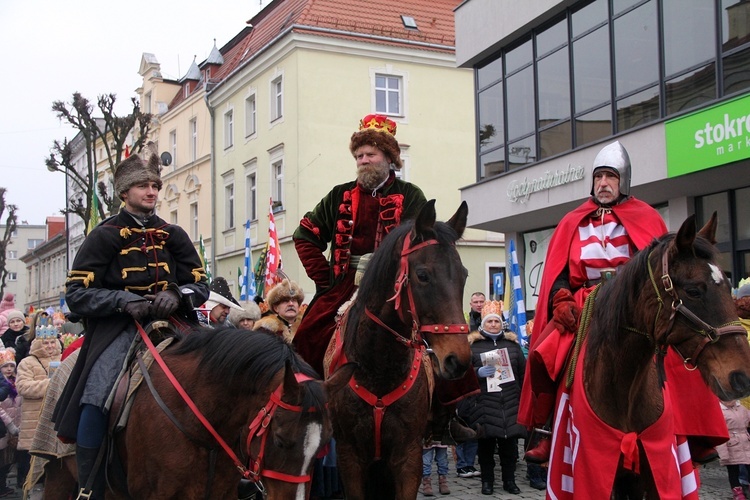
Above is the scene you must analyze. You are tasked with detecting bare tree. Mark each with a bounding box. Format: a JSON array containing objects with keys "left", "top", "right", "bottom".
[
  {"left": 45, "top": 92, "right": 153, "bottom": 234},
  {"left": 0, "top": 188, "right": 18, "bottom": 298}
]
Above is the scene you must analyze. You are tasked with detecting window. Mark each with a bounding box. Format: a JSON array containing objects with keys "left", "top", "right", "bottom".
[
  {"left": 7, "top": 272, "right": 16, "bottom": 282},
  {"left": 245, "top": 94, "right": 257, "bottom": 137},
  {"left": 271, "top": 77, "right": 283, "bottom": 121},
  {"left": 224, "top": 110, "right": 234, "bottom": 149},
  {"left": 170, "top": 210, "right": 178, "bottom": 225},
  {"left": 272, "top": 160, "right": 284, "bottom": 210},
  {"left": 190, "top": 202, "right": 199, "bottom": 241},
  {"left": 144, "top": 92, "right": 152, "bottom": 114},
  {"left": 6, "top": 250, "right": 16, "bottom": 260},
  {"left": 28, "top": 239, "right": 43, "bottom": 249},
  {"left": 246, "top": 167, "right": 257, "bottom": 221},
  {"left": 375, "top": 74, "right": 401, "bottom": 115},
  {"left": 224, "top": 173, "right": 235, "bottom": 230},
  {"left": 169, "top": 130, "right": 177, "bottom": 168},
  {"left": 190, "top": 119, "right": 198, "bottom": 162}
]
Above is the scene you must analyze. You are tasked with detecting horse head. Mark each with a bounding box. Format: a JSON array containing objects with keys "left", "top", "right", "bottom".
[
  {"left": 406, "top": 200, "right": 472, "bottom": 380},
  {"left": 250, "top": 359, "right": 356, "bottom": 499},
  {"left": 660, "top": 212, "right": 750, "bottom": 401}
]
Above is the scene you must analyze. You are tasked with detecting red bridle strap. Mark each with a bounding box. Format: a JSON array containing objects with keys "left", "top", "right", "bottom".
[
  {"left": 245, "top": 372, "right": 318, "bottom": 484},
  {"left": 348, "top": 348, "right": 423, "bottom": 459},
  {"left": 135, "top": 321, "right": 249, "bottom": 478}
]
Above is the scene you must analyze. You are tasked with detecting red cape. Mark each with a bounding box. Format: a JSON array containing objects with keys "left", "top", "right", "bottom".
[{"left": 519, "top": 197, "right": 667, "bottom": 427}]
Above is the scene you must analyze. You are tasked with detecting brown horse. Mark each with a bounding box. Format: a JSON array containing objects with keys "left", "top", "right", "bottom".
[
  {"left": 111, "top": 326, "right": 352, "bottom": 499},
  {"left": 547, "top": 213, "right": 750, "bottom": 499},
  {"left": 327, "top": 200, "right": 473, "bottom": 499}
]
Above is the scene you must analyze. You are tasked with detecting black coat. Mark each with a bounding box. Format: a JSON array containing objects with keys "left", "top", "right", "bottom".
[
  {"left": 52, "top": 210, "right": 209, "bottom": 441},
  {"left": 457, "top": 332, "right": 526, "bottom": 440}
]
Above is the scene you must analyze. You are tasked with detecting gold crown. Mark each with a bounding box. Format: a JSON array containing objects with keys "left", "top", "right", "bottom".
[
  {"left": 481, "top": 300, "right": 503, "bottom": 318},
  {"left": 0, "top": 349, "right": 15, "bottom": 367},
  {"left": 359, "top": 114, "right": 397, "bottom": 136}
]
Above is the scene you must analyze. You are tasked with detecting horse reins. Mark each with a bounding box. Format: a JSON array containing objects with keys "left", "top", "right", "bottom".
[
  {"left": 135, "top": 321, "right": 318, "bottom": 492},
  {"left": 349, "top": 234, "right": 468, "bottom": 459},
  {"left": 645, "top": 249, "right": 746, "bottom": 369}
]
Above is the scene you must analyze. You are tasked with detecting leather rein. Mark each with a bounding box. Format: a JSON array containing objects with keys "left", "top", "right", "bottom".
[
  {"left": 349, "top": 235, "right": 468, "bottom": 459},
  {"left": 135, "top": 321, "right": 318, "bottom": 494},
  {"left": 641, "top": 249, "right": 746, "bottom": 369}
]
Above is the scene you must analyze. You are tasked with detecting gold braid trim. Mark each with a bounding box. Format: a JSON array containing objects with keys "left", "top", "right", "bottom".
[
  {"left": 125, "top": 281, "right": 169, "bottom": 293},
  {"left": 192, "top": 268, "right": 207, "bottom": 283},
  {"left": 66, "top": 270, "right": 95, "bottom": 288},
  {"left": 120, "top": 243, "right": 165, "bottom": 255},
  {"left": 565, "top": 284, "right": 601, "bottom": 389},
  {"left": 120, "top": 228, "right": 132, "bottom": 238},
  {"left": 149, "top": 262, "right": 170, "bottom": 274},
  {"left": 122, "top": 267, "right": 147, "bottom": 279}
]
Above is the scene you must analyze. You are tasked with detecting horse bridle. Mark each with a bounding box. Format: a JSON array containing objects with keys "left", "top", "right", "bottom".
[
  {"left": 135, "top": 322, "right": 319, "bottom": 496},
  {"left": 646, "top": 249, "right": 746, "bottom": 369},
  {"left": 350, "top": 234, "right": 468, "bottom": 459},
  {"left": 364, "top": 234, "right": 469, "bottom": 349}
]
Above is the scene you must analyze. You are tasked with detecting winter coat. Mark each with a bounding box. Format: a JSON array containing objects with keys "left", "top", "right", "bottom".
[
  {"left": 0, "top": 376, "right": 22, "bottom": 451},
  {"left": 2, "top": 325, "right": 28, "bottom": 350},
  {"left": 717, "top": 400, "right": 750, "bottom": 466},
  {"left": 457, "top": 330, "right": 526, "bottom": 440},
  {"left": 16, "top": 338, "right": 61, "bottom": 450}
]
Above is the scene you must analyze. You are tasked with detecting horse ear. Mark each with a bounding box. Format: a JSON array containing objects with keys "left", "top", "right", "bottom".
[
  {"left": 697, "top": 211, "right": 718, "bottom": 245},
  {"left": 324, "top": 362, "right": 358, "bottom": 396},
  {"left": 446, "top": 201, "right": 468, "bottom": 239},
  {"left": 675, "top": 214, "right": 698, "bottom": 255},
  {"left": 282, "top": 360, "right": 302, "bottom": 400},
  {"left": 414, "top": 200, "right": 437, "bottom": 238}
]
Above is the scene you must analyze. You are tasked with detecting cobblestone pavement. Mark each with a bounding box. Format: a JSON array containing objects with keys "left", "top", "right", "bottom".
[{"left": 2, "top": 449, "right": 737, "bottom": 499}]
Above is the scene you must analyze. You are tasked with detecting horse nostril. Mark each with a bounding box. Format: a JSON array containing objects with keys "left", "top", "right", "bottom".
[{"left": 730, "top": 371, "right": 750, "bottom": 397}]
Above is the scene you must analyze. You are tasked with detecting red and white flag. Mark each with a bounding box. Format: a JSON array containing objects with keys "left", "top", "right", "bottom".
[{"left": 265, "top": 197, "right": 282, "bottom": 287}]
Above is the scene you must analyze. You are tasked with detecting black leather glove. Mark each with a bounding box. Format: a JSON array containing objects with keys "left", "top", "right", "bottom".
[
  {"left": 123, "top": 300, "right": 152, "bottom": 323},
  {"left": 152, "top": 289, "right": 180, "bottom": 319}
]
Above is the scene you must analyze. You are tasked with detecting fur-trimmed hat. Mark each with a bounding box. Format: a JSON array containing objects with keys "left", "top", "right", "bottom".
[
  {"left": 113, "top": 153, "right": 163, "bottom": 199},
  {"left": 349, "top": 114, "right": 402, "bottom": 170},
  {"left": 204, "top": 277, "right": 243, "bottom": 312},
  {"left": 0, "top": 293, "right": 15, "bottom": 314},
  {"left": 265, "top": 279, "right": 304, "bottom": 310},
  {"left": 228, "top": 300, "right": 262, "bottom": 327}
]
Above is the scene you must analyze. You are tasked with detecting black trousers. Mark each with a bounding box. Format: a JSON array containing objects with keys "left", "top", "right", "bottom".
[{"left": 477, "top": 437, "right": 518, "bottom": 483}]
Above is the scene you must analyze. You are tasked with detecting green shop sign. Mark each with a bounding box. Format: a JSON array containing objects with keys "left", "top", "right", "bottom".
[{"left": 665, "top": 92, "right": 750, "bottom": 177}]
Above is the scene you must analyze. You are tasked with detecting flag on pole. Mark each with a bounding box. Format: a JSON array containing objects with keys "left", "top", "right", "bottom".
[
  {"left": 254, "top": 243, "right": 268, "bottom": 298},
  {"left": 265, "top": 198, "right": 282, "bottom": 288},
  {"left": 199, "top": 235, "right": 212, "bottom": 283},
  {"left": 240, "top": 220, "right": 256, "bottom": 301},
  {"left": 87, "top": 188, "right": 100, "bottom": 234},
  {"left": 506, "top": 239, "right": 528, "bottom": 346}
]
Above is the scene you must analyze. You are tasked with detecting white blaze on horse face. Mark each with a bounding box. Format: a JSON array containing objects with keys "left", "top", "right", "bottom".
[
  {"left": 709, "top": 263, "right": 724, "bottom": 285},
  {"left": 296, "top": 422, "right": 323, "bottom": 500}
]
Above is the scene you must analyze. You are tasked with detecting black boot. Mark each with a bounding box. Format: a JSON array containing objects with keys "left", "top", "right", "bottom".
[
  {"left": 76, "top": 445, "right": 106, "bottom": 500},
  {"left": 481, "top": 481, "right": 493, "bottom": 495},
  {"left": 503, "top": 480, "right": 521, "bottom": 494}
]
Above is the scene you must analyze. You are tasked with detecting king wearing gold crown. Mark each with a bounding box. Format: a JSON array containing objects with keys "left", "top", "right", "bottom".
[{"left": 293, "top": 113, "right": 427, "bottom": 375}]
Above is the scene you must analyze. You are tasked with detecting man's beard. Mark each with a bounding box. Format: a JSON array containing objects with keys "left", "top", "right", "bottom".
[{"left": 357, "top": 161, "right": 390, "bottom": 190}]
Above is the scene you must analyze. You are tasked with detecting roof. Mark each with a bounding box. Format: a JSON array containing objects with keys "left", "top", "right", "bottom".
[
  {"left": 167, "top": 0, "right": 459, "bottom": 107},
  {"left": 204, "top": 39, "right": 224, "bottom": 66},
  {"left": 180, "top": 57, "right": 202, "bottom": 82}
]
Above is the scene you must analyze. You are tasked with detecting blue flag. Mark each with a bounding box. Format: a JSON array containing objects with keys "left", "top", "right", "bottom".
[
  {"left": 240, "top": 220, "right": 256, "bottom": 301},
  {"left": 507, "top": 239, "right": 528, "bottom": 346}
]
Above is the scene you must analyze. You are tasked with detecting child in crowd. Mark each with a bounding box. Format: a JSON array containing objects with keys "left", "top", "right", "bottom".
[
  {"left": 717, "top": 398, "right": 750, "bottom": 500},
  {"left": 421, "top": 435, "right": 451, "bottom": 496},
  {"left": 0, "top": 348, "right": 21, "bottom": 497}
]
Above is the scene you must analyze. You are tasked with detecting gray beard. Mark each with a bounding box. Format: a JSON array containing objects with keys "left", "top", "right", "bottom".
[{"left": 357, "top": 163, "right": 390, "bottom": 190}]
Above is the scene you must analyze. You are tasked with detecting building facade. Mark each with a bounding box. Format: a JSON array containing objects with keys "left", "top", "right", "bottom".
[
  {"left": 200, "top": 0, "right": 504, "bottom": 303},
  {"left": 1, "top": 223, "right": 47, "bottom": 308},
  {"left": 456, "top": 0, "right": 750, "bottom": 312},
  {"left": 18, "top": 217, "right": 66, "bottom": 312}
]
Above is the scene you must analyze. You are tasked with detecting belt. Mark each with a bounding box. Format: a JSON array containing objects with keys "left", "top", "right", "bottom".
[{"left": 585, "top": 268, "right": 617, "bottom": 288}]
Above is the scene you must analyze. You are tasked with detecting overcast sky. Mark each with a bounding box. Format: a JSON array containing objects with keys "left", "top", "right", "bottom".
[{"left": 0, "top": 0, "right": 263, "bottom": 225}]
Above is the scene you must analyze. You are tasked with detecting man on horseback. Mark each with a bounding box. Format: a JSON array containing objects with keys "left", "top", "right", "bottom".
[
  {"left": 520, "top": 140, "right": 727, "bottom": 466},
  {"left": 52, "top": 151, "right": 209, "bottom": 499},
  {"left": 292, "top": 114, "right": 427, "bottom": 376},
  {"left": 253, "top": 278, "right": 304, "bottom": 343}
]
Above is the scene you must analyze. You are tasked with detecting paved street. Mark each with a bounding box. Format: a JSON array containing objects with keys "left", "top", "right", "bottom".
[{"left": 2, "top": 448, "right": 736, "bottom": 498}]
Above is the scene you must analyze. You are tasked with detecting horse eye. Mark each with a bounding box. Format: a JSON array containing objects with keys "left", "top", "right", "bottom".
[
  {"left": 415, "top": 269, "right": 430, "bottom": 283},
  {"left": 273, "top": 433, "right": 295, "bottom": 450},
  {"left": 683, "top": 287, "right": 702, "bottom": 299}
]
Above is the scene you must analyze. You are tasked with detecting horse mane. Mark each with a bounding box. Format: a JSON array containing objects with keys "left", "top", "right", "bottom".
[
  {"left": 587, "top": 230, "right": 718, "bottom": 354},
  {"left": 169, "top": 326, "right": 325, "bottom": 411},
  {"left": 354, "top": 217, "right": 460, "bottom": 307}
]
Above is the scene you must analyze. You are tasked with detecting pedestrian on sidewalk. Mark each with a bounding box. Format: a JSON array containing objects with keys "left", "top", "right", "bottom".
[
  {"left": 717, "top": 399, "right": 750, "bottom": 499},
  {"left": 422, "top": 435, "right": 451, "bottom": 496}
]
